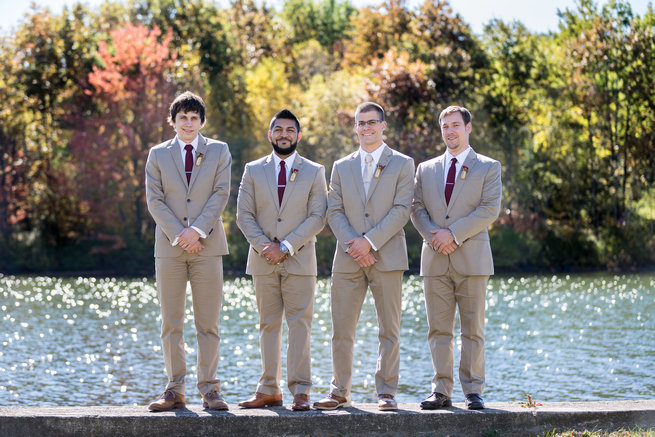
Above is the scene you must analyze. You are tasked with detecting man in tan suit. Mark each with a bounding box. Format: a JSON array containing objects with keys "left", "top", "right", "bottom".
[
  {"left": 411, "top": 105, "right": 501, "bottom": 410},
  {"left": 236, "top": 109, "right": 327, "bottom": 411},
  {"left": 314, "top": 102, "right": 414, "bottom": 411},
  {"left": 145, "top": 91, "right": 231, "bottom": 411}
]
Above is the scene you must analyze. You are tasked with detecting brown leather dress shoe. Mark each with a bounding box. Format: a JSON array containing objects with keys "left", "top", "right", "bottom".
[
  {"left": 420, "top": 392, "right": 452, "bottom": 409},
  {"left": 148, "top": 390, "right": 186, "bottom": 412},
  {"left": 312, "top": 393, "right": 351, "bottom": 410},
  {"left": 291, "top": 393, "right": 310, "bottom": 411},
  {"left": 203, "top": 390, "right": 228, "bottom": 410},
  {"left": 377, "top": 394, "right": 398, "bottom": 411},
  {"left": 238, "top": 392, "right": 283, "bottom": 408}
]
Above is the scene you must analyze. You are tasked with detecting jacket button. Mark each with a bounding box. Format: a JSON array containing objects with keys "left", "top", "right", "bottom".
[
  {"left": 445, "top": 215, "right": 449, "bottom": 219},
  {"left": 183, "top": 217, "right": 187, "bottom": 221},
  {"left": 277, "top": 218, "right": 282, "bottom": 222},
  {"left": 187, "top": 199, "right": 190, "bottom": 203},
  {"left": 365, "top": 213, "right": 369, "bottom": 217}
]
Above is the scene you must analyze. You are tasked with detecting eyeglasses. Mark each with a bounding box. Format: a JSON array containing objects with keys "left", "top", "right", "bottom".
[{"left": 356, "top": 120, "right": 382, "bottom": 128}]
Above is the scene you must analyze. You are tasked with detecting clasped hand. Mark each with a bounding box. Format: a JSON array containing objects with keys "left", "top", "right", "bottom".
[
  {"left": 430, "top": 228, "right": 458, "bottom": 255},
  {"left": 262, "top": 242, "right": 288, "bottom": 265},
  {"left": 176, "top": 228, "right": 204, "bottom": 254},
  {"left": 345, "top": 236, "right": 378, "bottom": 268}
]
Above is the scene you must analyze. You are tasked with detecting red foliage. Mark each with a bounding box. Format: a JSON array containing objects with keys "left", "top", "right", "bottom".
[{"left": 68, "top": 23, "right": 177, "bottom": 237}]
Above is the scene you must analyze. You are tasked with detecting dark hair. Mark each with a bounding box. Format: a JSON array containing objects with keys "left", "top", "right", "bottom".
[
  {"left": 168, "top": 91, "right": 206, "bottom": 124},
  {"left": 355, "top": 101, "right": 385, "bottom": 122},
  {"left": 439, "top": 105, "right": 472, "bottom": 125},
  {"left": 269, "top": 109, "right": 301, "bottom": 132}
]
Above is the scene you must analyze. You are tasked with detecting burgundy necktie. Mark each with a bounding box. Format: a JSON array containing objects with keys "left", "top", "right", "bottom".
[
  {"left": 445, "top": 157, "right": 457, "bottom": 205},
  {"left": 278, "top": 160, "right": 286, "bottom": 205},
  {"left": 184, "top": 144, "right": 193, "bottom": 184}
]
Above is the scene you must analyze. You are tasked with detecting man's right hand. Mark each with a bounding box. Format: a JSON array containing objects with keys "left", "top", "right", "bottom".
[
  {"left": 438, "top": 241, "right": 458, "bottom": 255},
  {"left": 262, "top": 242, "right": 288, "bottom": 264},
  {"left": 354, "top": 252, "right": 377, "bottom": 268},
  {"left": 184, "top": 240, "right": 205, "bottom": 254}
]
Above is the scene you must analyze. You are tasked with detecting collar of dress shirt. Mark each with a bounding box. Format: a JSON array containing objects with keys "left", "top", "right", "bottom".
[
  {"left": 272, "top": 151, "right": 298, "bottom": 174},
  {"left": 359, "top": 142, "right": 386, "bottom": 171},
  {"left": 444, "top": 145, "right": 471, "bottom": 184},
  {"left": 176, "top": 135, "right": 199, "bottom": 155},
  {"left": 445, "top": 145, "right": 471, "bottom": 164}
]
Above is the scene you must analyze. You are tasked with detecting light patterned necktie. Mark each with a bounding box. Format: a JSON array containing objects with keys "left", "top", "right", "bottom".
[{"left": 363, "top": 154, "right": 373, "bottom": 195}]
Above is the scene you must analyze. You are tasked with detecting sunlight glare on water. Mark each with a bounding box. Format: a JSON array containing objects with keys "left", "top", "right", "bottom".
[{"left": 0, "top": 272, "right": 653, "bottom": 406}]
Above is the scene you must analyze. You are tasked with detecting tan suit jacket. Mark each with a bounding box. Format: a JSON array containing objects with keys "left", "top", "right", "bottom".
[
  {"left": 146, "top": 134, "right": 231, "bottom": 257},
  {"left": 327, "top": 145, "right": 415, "bottom": 272},
  {"left": 145, "top": 133, "right": 231, "bottom": 397},
  {"left": 411, "top": 148, "right": 502, "bottom": 276},
  {"left": 236, "top": 152, "right": 326, "bottom": 396},
  {"left": 236, "top": 153, "right": 327, "bottom": 276}
]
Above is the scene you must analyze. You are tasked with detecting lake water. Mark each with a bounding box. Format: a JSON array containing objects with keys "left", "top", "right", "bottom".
[{"left": 1, "top": 272, "right": 653, "bottom": 406}]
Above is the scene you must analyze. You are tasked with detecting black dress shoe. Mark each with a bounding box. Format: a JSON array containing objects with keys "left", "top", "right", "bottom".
[
  {"left": 465, "top": 393, "right": 485, "bottom": 410},
  {"left": 420, "top": 392, "right": 452, "bottom": 409}
]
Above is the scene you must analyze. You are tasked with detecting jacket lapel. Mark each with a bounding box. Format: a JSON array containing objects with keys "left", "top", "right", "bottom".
[
  {"left": 279, "top": 154, "right": 302, "bottom": 211},
  {"left": 347, "top": 150, "right": 367, "bottom": 204},
  {"left": 263, "top": 154, "right": 279, "bottom": 212},
  {"left": 166, "top": 138, "right": 187, "bottom": 186},
  {"left": 435, "top": 153, "right": 447, "bottom": 206},
  {"left": 365, "top": 145, "right": 391, "bottom": 203}
]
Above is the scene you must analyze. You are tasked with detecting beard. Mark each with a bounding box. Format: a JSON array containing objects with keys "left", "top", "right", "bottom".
[{"left": 271, "top": 138, "right": 298, "bottom": 156}]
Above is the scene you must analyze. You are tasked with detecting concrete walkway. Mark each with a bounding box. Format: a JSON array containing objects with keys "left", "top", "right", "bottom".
[{"left": 1, "top": 400, "right": 653, "bottom": 436}]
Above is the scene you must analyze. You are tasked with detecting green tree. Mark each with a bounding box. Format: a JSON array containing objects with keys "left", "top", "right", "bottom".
[{"left": 281, "top": 0, "right": 356, "bottom": 51}]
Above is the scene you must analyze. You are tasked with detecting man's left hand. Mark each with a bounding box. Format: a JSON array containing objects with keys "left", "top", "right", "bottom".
[{"left": 345, "top": 237, "right": 372, "bottom": 259}]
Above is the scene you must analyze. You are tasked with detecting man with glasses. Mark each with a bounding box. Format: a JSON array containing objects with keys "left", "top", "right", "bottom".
[
  {"left": 313, "top": 102, "right": 414, "bottom": 411},
  {"left": 236, "top": 109, "right": 327, "bottom": 411}
]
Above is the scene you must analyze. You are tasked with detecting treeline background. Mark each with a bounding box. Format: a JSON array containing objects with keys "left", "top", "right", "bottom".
[{"left": 1, "top": 0, "right": 654, "bottom": 274}]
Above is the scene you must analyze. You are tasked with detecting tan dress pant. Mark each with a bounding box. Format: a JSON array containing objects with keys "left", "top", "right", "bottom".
[
  {"left": 155, "top": 254, "right": 223, "bottom": 396},
  {"left": 329, "top": 267, "right": 403, "bottom": 400},
  {"left": 253, "top": 265, "right": 315, "bottom": 396},
  {"left": 424, "top": 261, "right": 487, "bottom": 397}
]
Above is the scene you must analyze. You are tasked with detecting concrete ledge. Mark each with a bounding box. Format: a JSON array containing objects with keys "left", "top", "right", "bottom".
[{"left": 1, "top": 400, "right": 654, "bottom": 436}]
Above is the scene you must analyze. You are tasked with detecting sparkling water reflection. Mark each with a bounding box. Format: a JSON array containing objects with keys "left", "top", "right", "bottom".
[{"left": 0, "top": 272, "right": 653, "bottom": 406}]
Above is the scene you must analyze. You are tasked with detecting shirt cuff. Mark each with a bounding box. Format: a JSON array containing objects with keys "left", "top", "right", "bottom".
[
  {"left": 190, "top": 226, "right": 206, "bottom": 239},
  {"left": 281, "top": 239, "right": 295, "bottom": 256},
  {"left": 448, "top": 228, "right": 460, "bottom": 246},
  {"left": 172, "top": 236, "right": 179, "bottom": 247},
  {"left": 364, "top": 235, "right": 378, "bottom": 251}
]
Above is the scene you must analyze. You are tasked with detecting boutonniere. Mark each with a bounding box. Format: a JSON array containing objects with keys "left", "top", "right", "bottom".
[
  {"left": 461, "top": 166, "right": 469, "bottom": 180},
  {"left": 289, "top": 168, "right": 299, "bottom": 182},
  {"left": 195, "top": 152, "right": 205, "bottom": 166},
  {"left": 374, "top": 164, "right": 385, "bottom": 178}
]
